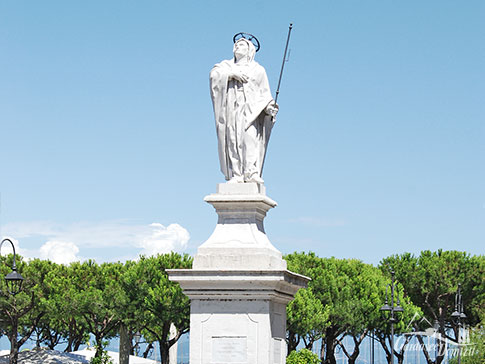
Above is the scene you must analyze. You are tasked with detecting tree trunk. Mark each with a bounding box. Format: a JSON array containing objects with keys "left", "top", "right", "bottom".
[
  {"left": 377, "top": 335, "right": 392, "bottom": 364},
  {"left": 48, "top": 337, "right": 56, "bottom": 350},
  {"left": 143, "top": 342, "right": 153, "bottom": 358},
  {"left": 395, "top": 335, "right": 412, "bottom": 364},
  {"left": 64, "top": 321, "right": 84, "bottom": 352},
  {"left": 95, "top": 334, "right": 104, "bottom": 358},
  {"left": 160, "top": 341, "right": 169, "bottom": 364},
  {"left": 324, "top": 339, "right": 337, "bottom": 364},
  {"left": 336, "top": 331, "right": 367, "bottom": 364},
  {"left": 119, "top": 323, "right": 130, "bottom": 364},
  {"left": 377, "top": 333, "right": 412, "bottom": 364},
  {"left": 304, "top": 337, "right": 315, "bottom": 351},
  {"left": 320, "top": 339, "right": 325, "bottom": 364},
  {"left": 349, "top": 348, "right": 360, "bottom": 364},
  {"left": 73, "top": 339, "right": 83, "bottom": 352},
  {"left": 65, "top": 338, "right": 73, "bottom": 352},
  {"left": 287, "top": 330, "right": 299, "bottom": 355},
  {"left": 34, "top": 328, "right": 41, "bottom": 348},
  {"left": 435, "top": 329, "right": 446, "bottom": 364},
  {"left": 129, "top": 331, "right": 135, "bottom": 356},
  {"left": 64, "top": 321, "right": 75, "bottom": 352},
  {"left": 416, "top": 335, "right": 435, "bottom": 364},
  {"left": 323, "top": 328, "right": 337, "bottom": 364},
  {"left": 168, "top": 324, "right": 178, "bottom": 364}
]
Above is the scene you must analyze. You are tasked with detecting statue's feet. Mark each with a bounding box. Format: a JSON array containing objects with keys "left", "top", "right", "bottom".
[
  {"left": 246, "top": 175, "right": 264, "bottom": 184},
  {"left": 228, "top": 176, "right": 244, "bottom": 183}
]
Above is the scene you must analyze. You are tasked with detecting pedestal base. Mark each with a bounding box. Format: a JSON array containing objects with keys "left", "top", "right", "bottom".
[
  {"left": 167, "top": 270, "right": 309, "bottom": 364},
  {"left": 168, "top": 183, "right": 309, "bottom": 364}
]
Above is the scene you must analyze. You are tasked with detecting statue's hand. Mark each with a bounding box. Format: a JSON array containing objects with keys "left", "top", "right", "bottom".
[
  {"left": 265, "top": 102, "right": 279, "bottom": 118},
  {"left": 229, "top": 70, "right": 248, "bottom": 83}
]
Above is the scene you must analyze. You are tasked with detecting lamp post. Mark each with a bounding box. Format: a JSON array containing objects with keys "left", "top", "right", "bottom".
[
  {"left": 380, "top": 270, "right": 403, "bottom": 364},
  {"left": 1, "top": 238, "right": 25, "bottom": 364},
  {"left": 0, "top": 238, "right": 24, "bottom": 296},
  {"left": 451, "top": 284, "right": 466, "bottom": 364}
]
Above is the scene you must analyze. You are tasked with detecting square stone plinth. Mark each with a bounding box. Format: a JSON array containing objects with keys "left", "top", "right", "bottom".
[{"left": 167, "top": 269, "right": 309, "bottom": 364}]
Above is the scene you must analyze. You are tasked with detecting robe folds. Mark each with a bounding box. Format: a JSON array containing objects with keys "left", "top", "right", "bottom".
[{"left": 210, "top": 59, "right": 275, "bottom": 181}]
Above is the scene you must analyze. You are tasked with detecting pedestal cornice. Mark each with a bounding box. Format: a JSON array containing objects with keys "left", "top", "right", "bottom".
[{"left": 167, "top": 269, "right": 310, "bottom": 304}]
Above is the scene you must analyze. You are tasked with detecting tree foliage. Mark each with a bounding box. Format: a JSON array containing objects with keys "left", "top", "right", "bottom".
[
  {"left": 286, "top": 348, "right": 320, "bottom": 364},
  {"left": 286, "top": 287, "right": 329, "bottom": 352},
  {"left": 0, "top": 255, "right": 45, "bottom": 364},
  {"left": 0, "top": 249, "right": 482, "bottom": 364},
  {"left": 130, "top": 253, "right": 192, "bottom": 364},
  {"left": 89, "top": 341, "right": 114, "bottom": 364},
  {"left": 380, "top": 250, "right": 485, "bottom": 364},
  {"left": 0, "top": 252, "right": 192, "bottom": 364},
  {"left": 286, "top": 252, "right": 421, "bottom": 364}
]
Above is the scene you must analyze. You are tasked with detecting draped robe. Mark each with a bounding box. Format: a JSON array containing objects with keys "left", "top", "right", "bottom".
[{"left": 210, "top": 58, "right": 274, "bottom": 181}]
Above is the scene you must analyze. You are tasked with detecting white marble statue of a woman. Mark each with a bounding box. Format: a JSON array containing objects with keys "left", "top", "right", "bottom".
[{"left": 210, "top": 37, "right": 278, "bottom": 184}]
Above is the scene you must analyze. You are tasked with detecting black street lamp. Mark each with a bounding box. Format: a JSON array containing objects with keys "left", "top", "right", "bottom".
[
  {"left": 451, "top": 283, "right": 467, "bottom": 364},
  {"left": 0, "top": 238, "right": 24, "bottom": 295},
  {"left": 380, "top": 270, "right": 403, "bottom": 364}
]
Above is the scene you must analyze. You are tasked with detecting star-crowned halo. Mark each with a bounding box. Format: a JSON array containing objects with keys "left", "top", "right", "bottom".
[{"left": 233, "top": 32, "right": 260, "bottom": 52}]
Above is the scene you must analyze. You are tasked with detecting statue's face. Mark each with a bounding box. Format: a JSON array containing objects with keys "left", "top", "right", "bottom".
[{"left": 234, "top": 40, "right": 249, "bottom": 60}]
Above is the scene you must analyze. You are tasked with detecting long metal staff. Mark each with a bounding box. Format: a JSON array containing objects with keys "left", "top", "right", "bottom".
[
  {"left": 275, "top": 23, "right": 293, "bottom": 104},
  {"left": 261, "top": 23, "right": 293, "bottom": 175}
]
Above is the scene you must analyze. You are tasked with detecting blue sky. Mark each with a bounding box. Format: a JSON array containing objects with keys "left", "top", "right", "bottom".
[{"left": 0, "top": 0, "right": 483, "bottom": 265}]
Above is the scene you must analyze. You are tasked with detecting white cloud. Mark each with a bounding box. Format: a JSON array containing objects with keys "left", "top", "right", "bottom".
[
  {"left": 3, "top": 221, "right": 59, "bottom": 238},
  {"left": 39, "top": 241, "right": 81, "bottom": 265},
  {"left": 2, "top": 220, "right": 190, "bottom": 262},
  {"left": 137, "top": 223, "right": 189, "bottom": 256}
]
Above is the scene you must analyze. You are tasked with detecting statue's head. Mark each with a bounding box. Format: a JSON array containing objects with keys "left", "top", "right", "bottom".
[{"left": 233, "top": 38, "right": 256, "bottom": 63}]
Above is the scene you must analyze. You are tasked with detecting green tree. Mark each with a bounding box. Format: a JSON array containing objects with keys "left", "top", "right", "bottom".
[
  {"left": 23, "top": 259, "right": 64, "bottom": 350},
  {"left": 286, "top": 287, "right": 330, "bottom": 354},
  {"left": 0, "top": 255, "right": 45, "bottom": 364},
  {"left": 45, "top": 262, "right": 91, "bottom": 352},
  {"left": 286, "top": 253, "right": 357, "bottom": 364},
  {"left": 372, "top": 272, "right": 422, "bottom": 364},
  {"left": 332, "top": 262, "right": 388, "bottom": 364},
  {"left": 116, "top": 260, "right": 150, "bottom": 364},
  {"left": 89, "top": 340, "right": 114, "bottom": 364},
  {"left": 62, "top": 260, "right": 122, "bottom": 358},
  {"left": 286, "top": 348, "right": 320, "bottom": 364},
  {"left": 380, "top": 251, "right": 485, "bottom": 364},
  {"left": 286, "top": 252, "right": 421, "bottom": 364},
  {"left": 286, "top": 253, "right": 394, "bottom": 364},
  {"left": 126, "top": 253, "right": 192, "bottom": 364},
  {"left": 87, "top": 261, "right": 124, "bottom": 358}
]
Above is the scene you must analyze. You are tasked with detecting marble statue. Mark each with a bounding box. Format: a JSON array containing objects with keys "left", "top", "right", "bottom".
[{"left": 210, "top": 36, "right": 278, "bottom": 184}]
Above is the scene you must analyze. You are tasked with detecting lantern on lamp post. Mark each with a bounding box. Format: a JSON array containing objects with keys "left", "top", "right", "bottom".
[{"left": 0, "top": 238, "right": 24, "bottom": 296}]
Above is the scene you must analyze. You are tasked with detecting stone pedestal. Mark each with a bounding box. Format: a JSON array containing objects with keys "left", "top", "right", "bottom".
[{"left": 168, "top": 183, "right": 309, "bottom": 364}]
